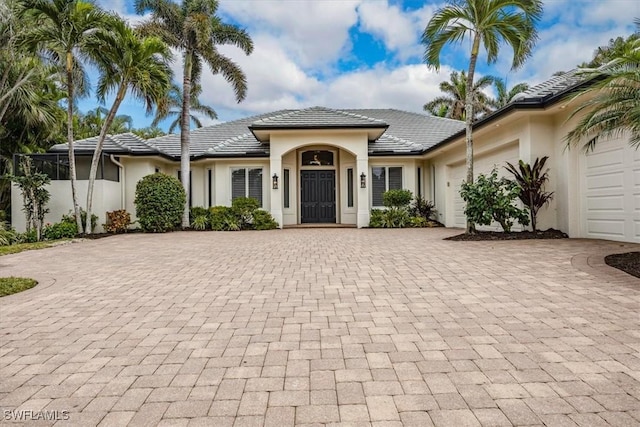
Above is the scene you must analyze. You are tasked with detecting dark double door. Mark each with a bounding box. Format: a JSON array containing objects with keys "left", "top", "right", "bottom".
[{"left": 300, "top": 170, "right": 336, "bottom": 223}]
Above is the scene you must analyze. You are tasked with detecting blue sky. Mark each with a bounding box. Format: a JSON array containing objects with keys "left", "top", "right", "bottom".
[{"left": 85, "top": 0, "right": 639, "bottom": 132}]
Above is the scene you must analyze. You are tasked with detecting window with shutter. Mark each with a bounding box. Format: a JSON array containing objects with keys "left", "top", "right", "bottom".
[
  {"left": 388, "top": 167, "right": 402, "bottom": 190},
  {"left": 372, "top": 167, "right": 385, "bottom": 207},
  {"left": 231, "top": 168, "right": 246, "bottom": 201},
  {"left": 347, "top": 168, "right": 354, "bottom": 208},
  {"left": 248, "top": 168, "right": 263, "bottom": 207},
  {"left": 284, "top": 169, "right": 290, "bottom": 208}
]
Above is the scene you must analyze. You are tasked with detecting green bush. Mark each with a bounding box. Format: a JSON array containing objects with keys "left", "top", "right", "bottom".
[
  {"left": 383, "top": 189, "right": 413, "bottom": 208},
  {"left": 369, "top": 209, "right": 385, "bottom": 228},
  {"left": 460, "top": 168, "right": 530, "bottom": 233},
  {"left": 190, "top": 206, "right": 209, "bottom": 222},
  {"left": 252, "top": 210, "right": 278, "bottom": 230},
  {"left": 409, "top": 216, "right": 428, "bottom": 227},
  {"left": 43, "top": 221, "right": 77, "bottom": 240},
  {"left": 16, "top": 229, "right": 37, "bottom": 243},
  {"left": 231, "top": 197, "right": 260, "bottom": 228},
  {"left": 61, "top": 208, "right": 97, "bottom": 233},
  {"left": 409, "top": 196, "right": 436, "bottom": 220},
  {"left": 209, "top": 206, "right": 236, "bottom": 231},
  {"left": 0, "top": 221, "right": 16, "bottom": 246},
  {"left": 191, "top": 215, "right": 209, "bottom": 231},
  {"left": 382, "top": 207, "right": 410, "bottom": 228},
  {"left": 135, "top": 173, "right": 186, "bottom": 232}
]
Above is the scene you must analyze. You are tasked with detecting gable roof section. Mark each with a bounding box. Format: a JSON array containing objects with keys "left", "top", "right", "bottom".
[{"left": 250, "top": 106, "right": 389, "bottom": 130}]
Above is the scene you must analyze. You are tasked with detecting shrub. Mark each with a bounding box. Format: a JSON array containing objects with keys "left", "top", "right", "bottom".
[
  {"left": 190, "top": 206, "right": 208, "bottom": 222},
  {"left": 231, "top": 197, "right": 260, "bottom": 228},
  {"left": 409, "top": 216, "right": 428, "bottom": 227},
  {"left": 16, "top": 229, "right": 37, "bottom": 243},
  {"left": 409, "top": 196, "right": 436, "bottom": 220},
  {"left": 0, "top": 221, "right": 16, "bottom": 246},
  {"left": 135, "top": 173, "right": 186, "bottom": 232},
  {"left": 192, "top": 215, "right": 209, "bottom": 231},
  {"left": 62, "top": 209, "right": 97, "bottom": 233},
  {"left": 209, "top": 206, "right": 237, "bottom": 231},
  {"left": 382, "top": 207, "right": 410, "bottom": 228},
  {"left": 369, "top": 209, "right": 385, "bottom": 228},
  {"left": 252, "top": 210, "right": 278, "bottom": 230},
  {"left": 104, "top": 210, "right": 131, "bottom": 233},
  {"left": 505, "top": 157, "right": 554, "bottom": 232},
  {"left": 43, "top": 221, "right": 77, "bottom": 240},
  {"left": 383, "top": 189, "right": 413, "bottom": 208},
  {"left": 460, "top": 168, "right": 530, "bottom": 233}
]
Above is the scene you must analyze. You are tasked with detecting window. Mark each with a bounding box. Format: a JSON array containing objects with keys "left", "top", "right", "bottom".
[
  {"left": 284, "top": 169, "right": 290, "bottom": 208},
  {"left": 302, "top": 150, "right": 333, "bottom": 166},
  {"left": 372, "top": 166, "right": 402, "bottom": 206},
  {"left": 347, "top": 168, "right": 354, "bottom": 208},
  {"left": 417, "top": 167, "right": 422, "bottom": 198},
  {"left": 231, "top": 167, "right": 263, "bottom": 207}
]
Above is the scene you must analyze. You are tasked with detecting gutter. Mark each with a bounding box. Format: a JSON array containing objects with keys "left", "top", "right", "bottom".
[{"left": 109, "top": 155, "right": 125, "bottom": 210}]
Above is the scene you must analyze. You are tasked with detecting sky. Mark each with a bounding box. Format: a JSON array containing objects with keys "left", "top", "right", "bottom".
[{"left": 83, "top": 0, "right": 640, "bottom": 131}]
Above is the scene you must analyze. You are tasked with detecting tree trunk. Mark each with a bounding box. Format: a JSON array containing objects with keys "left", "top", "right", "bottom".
[
  {"left": 530, "top": 193, "right": 537, "bottom": 232},
  {"left": 66, "top": 52, "right": 82, "bottom": 234},
  {"left": 85, "top": 83, "right": 128, "bottom": 234},
  {"left": 180, "top": 51, "right": 193, "bottom": 228},
  {"left": 464, "top": 34, "right": 481, "bottom": 234}
]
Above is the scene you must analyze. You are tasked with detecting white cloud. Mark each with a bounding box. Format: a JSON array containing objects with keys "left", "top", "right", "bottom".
[{"left": 219, "top": 0, "right": 362, "bottom": 69}]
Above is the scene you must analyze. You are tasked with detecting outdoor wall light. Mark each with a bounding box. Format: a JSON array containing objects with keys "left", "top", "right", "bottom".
[
  {"left": 272, "top": 173, "right": 278, "bottom": 189},
  {"left": 360, "top": 172, "right": 366, "bottom": 188}
]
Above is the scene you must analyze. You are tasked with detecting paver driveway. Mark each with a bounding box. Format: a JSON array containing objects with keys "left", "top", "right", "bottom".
[{"left": 0, "top": 228, "right": 639, "bottom": 427}]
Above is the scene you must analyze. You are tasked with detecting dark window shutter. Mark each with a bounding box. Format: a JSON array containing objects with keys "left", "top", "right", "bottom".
[
  {"left": 372, "top": 167, "right": 385, "bottom": 206},
  {"left": 248, "top": 168, "right": 263, "bottom": 207},
  {"left": 389, "top": 167, "right": 402, "bottom": 190},
  {"left": 231, "top": 168, "right": 246, "bottom": 201}
]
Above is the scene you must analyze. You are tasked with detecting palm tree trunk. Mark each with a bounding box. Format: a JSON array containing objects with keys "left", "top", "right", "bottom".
[
  {"left": 85, "top": 83, "right": 128, "bottom": 234},
  {"left": 180, "top": 51, "right": 193, "bottom": 228},
  {"left": 66, "top": 52, "right": 82, "bottom": 234},
  {"left": 464, "top": 34, "right": 481, "bottom": 234}
]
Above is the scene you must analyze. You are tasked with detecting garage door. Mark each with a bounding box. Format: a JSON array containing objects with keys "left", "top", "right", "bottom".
[
  {"left": 449, "top": 143, "right": 520, "bottom": 229},
  {"left": 581, "top": 136, "right": 639, "bottom": 243}
]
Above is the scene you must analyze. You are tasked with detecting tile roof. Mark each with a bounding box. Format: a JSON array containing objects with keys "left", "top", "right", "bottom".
[
  {"left": 49, "top": 133, "right": 162, "bottom": 155},
  {"left": 510, "top": 69, "right": 585, "bottom": 103},
  {"left": 250, "top": 106, "right": 388, "bottom": 129}
]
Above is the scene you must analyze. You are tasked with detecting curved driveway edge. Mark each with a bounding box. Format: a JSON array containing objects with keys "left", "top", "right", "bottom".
[{"left": 1, "top": 229, "right": 638, "bottom": 427}]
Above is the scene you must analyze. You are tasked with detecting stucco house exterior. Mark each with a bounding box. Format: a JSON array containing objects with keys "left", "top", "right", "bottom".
[{"left": 11, "top": 70, "right": 639, "bottom": 243}]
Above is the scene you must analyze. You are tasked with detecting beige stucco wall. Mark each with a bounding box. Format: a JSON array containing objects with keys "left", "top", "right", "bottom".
[{"left": 11, "top": 179, "right": 121, "bottom": 233}]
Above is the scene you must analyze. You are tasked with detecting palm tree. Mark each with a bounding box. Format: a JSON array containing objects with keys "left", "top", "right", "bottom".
[
  {"left": 422, "top": 0, "right": 543, "bottom": 233},
  {"left": 135, "top": 0, "right": 254, "bottom": 227},
  {"left": 152, "top": 84, "right": 217, "bottom": 133},
  {"left": 84, "top": 17, "right": 172, "bottom": 233},
  {"left": 18, "top": 0, "right": 109, "bottom": 232},
  {"left": 424, "top": 70, "right": 494, "bottom": 120},
  {"left": 76, "top": 106, "right": 134, "bottom": 139},
  {"left": 491, "top": 78, "right": 530, "bottom": 108},
  {"left": 566, "top": 21, "right": 640, "bottom": 151}
]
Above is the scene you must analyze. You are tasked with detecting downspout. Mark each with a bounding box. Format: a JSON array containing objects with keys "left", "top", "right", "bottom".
[{"left": 109, "top": 155, "right": 125, "bottom": 210}]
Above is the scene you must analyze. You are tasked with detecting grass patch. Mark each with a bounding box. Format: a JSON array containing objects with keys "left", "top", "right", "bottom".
[
  {"left": 0, "top": 277, "right": 38, "bottom": 297},
  {"left": 0, "top": 240, "right": 69, "bottom": 256}
]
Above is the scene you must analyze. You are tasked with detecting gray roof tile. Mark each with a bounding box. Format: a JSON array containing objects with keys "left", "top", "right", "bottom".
[
  {"left": 49, "top": 133, "right": 161, "bottom": 155},
  {"left": 511, "top": 69, "right": 584, "bottom": 103},
  {"left": 250, "top": 106, "right": 388, "bottom": 129}
]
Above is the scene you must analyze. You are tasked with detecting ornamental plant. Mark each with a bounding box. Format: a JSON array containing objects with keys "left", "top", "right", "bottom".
[
  {"left": 460, "top": 168, "right": 529, "bottom": 233},
  {"left": 105, "top": 210, "right": 131, "bottom": 233},
  {"left": 505, "top": 156, "right": 554, "bottom": 232},
  {"left": 135, "top": 173, "right": 186, "bottom": 232}
]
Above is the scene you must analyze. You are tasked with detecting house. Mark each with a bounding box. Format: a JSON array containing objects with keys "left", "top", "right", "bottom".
[{"left": 11, "top": 70, "right": 639, "bottom": 243}]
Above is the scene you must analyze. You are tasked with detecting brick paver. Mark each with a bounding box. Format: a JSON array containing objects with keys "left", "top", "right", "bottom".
[{"left": 0, "top": 228, "right": 638, "bottom": 426}]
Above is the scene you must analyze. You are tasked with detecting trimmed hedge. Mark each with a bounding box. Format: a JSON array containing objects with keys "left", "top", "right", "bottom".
[{"left": 135, "top": 173, "right": 186, "bottom": 232}]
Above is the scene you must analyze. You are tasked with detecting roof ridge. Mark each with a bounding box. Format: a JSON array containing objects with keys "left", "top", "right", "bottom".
[
  {"left": 378, "top": 133, "right": 423, "bottom": 149},
  {"left": 208, "top": 132, "right": 254, "bottom": 152},
  {"left": 330, "top": 107, "right": 386, "bottom": 124}
]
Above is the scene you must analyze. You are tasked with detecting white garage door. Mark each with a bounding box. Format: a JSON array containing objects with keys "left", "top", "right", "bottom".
[
  {"left": 581, "top": 137, "right": 639, "bottom": 243},
  {"left": 449, "top": 143, "right": 520, "bottom": 229}
]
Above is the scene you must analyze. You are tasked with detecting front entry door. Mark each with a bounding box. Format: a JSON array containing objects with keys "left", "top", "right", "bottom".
[{"left": 300, "top": 170, "right": 336, "bottom": 223}]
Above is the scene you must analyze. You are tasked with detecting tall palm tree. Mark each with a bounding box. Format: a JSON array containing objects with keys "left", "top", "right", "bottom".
[
  {"left": 424, "top": 70, "right": 494, "bottom": 120},
  {"left": 77, "top": 106, "right": 134, "bottom": 139},
  {"left": 135, "top": 0, "right": 254, "bottom": 227},
  {"left": 422, "top": 0, "right": 543, "bottom": 233},
  {"left": 84, "top": 17, "right": 172, "bottom": 233},
  {"left": 491, "top": 78, "right": 530, "bottom": 108},
  {"left": 18, "top": 0, "right": 109, "bottom": 232},
  {"left": 566, "top": 21, "right": 640, "bottom": 151},
  {"left": 152, "top": 84, "right": 217, "bottom": 133}
]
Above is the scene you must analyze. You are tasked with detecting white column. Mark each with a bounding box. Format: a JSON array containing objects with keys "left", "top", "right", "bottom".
[
  {"left": 269, "top": 156, "right": 283, "bottom": 228},
  {"left": 356, "top": 155, "right": 369, "bottom": 228}
]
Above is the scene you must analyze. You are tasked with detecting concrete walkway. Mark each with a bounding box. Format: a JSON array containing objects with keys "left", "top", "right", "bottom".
[{"left": 0, "top": 228, "right": 638, "bottom": 426}]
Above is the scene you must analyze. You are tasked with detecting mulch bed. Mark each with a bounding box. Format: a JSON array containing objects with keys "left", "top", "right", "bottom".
[
  {"left": 445, "top": 229, "right": 568, "bottom": 241},
  {"left": 604, "top": 252, "right": 640, "bottom": 279}
]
